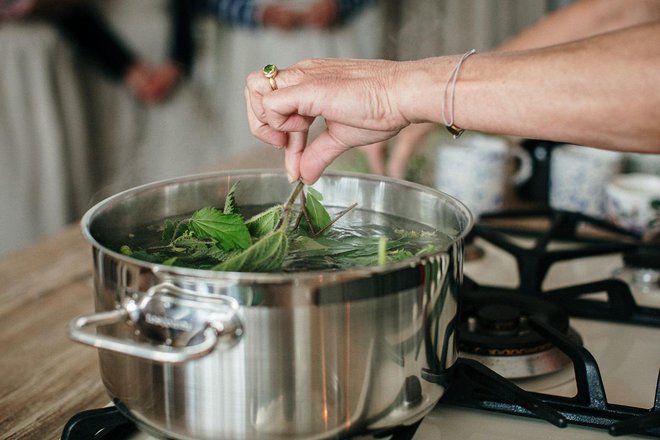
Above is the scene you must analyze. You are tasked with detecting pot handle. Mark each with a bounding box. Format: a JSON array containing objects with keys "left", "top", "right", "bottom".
[
  {"left": 69, "top": 309, "right": 222, "bottom": 363},
  {"left": 68, "top": 283, "right": 244, "bottom": 363}
]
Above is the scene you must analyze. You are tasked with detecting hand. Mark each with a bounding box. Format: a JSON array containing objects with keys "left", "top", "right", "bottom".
[
  {"left": 0, "top": 0, "right": 36, "bottom": 18},
  {"left": 143, "top": 61, "right": 183, "bottom": 104},
  {"left": 245, "top": 58, "right": 425, "bottom": 184},
  {"left": 124, "top": 62, "right": 154, "bottom": 103},
  {"left": 300, "top": 0, "right": 338, "bottom": 28},
  {"left": 261, "top": 4, "right": 302, "bottom": 30},
  {"left": 124, "top": 61, "right": 182, "bottom": 105}
]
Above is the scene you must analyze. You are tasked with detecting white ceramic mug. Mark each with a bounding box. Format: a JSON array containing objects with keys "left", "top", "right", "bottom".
[
  {"left": 549, "top": 145, "right": 622, "bottom": 218},
  {"left": 434, "top": 134, "right": 532, "bottom": 216},
  {"left": 605, "top": 173, "right": 660, "bottom": 234}
]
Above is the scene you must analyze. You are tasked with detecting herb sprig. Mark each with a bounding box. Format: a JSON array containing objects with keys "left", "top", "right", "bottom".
[{"left": 119, "top": 181, "right": 440, "bottom": 272}]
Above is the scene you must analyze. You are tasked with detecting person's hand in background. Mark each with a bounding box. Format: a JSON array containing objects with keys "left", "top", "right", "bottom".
[
  {"left": 144, "top": 61, "right": 183, "bottom": 104},
  {"left": 124, "top": 62, "right": 154, "bottom": 104},
  {"left": 261, "top": 4, "right": 301, "bottom": 30},
  {"left": 301, "top": 0, "right": 338, "bottom": 28},
  {"left": 0, "top": 0, "right": 35, "bottom": 18},
  {"left": 124, "top": 61, "right": 183, "bottom": 105}
]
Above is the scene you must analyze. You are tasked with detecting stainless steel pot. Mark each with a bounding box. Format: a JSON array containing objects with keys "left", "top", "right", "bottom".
[{"left": 69, "top": 170, "right": 472, "bottom": 440}]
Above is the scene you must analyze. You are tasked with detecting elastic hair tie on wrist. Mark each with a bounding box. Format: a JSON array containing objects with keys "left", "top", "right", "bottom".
[{"left": 442, "top": 49, "right": 476, "bottom": 139}]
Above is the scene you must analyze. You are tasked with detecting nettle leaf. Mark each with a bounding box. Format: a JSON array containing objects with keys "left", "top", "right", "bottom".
[
  {"left": 306, "top": 186, "right": 324, "bottom": 201},
  {"left": 162, "top": 219, "right": 189, "bottom": 244},
  {"left": 189, "top": 207, "right": 251, "bottom": 251},
  {"left": 289, "top": 235, "right": 329, "bottom": 253},
  {"left": 304, "top": 189, "right": 332, "bottom": 232},
  {"left": 224, "top": 182, "right": 239, "bottom": 214},
  {"left": 213, "top": 230, "right": 288, "bottom": 272},
  {"left": 246, "top": 205, "right": 282, "bottom": 238}
]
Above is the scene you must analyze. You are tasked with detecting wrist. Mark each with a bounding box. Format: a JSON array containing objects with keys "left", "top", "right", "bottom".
[{"left": 393, "top": 57, "right": 457, "bottom": 125}]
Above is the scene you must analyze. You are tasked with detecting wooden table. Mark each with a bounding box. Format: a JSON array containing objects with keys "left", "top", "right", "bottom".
[{"left": 0, "top": 225, "right": 108, "bottom": 440}]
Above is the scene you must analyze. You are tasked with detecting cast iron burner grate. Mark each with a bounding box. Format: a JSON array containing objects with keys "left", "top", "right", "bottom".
[
  {"left": 473, "top": 208, "right": 660, "bottom": 327},
  {"left": 439, "top": 300, "right": 660, "bottom": 437},
  {"left": 436, "top": 208, "right": 660, "bottom": 437},
  {"left": 61, "top": 404, "right": 423, "bottom": 440}
]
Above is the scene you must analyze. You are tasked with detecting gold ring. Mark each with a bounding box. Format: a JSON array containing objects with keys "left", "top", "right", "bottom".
[{"left": 263, "top": 64, "right": 278, "bottom": 91}]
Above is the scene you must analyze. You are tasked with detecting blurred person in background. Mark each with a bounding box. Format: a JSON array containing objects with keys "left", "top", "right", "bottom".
[
  {"left": 203, "top": 0, "right": 382, "bottom": 157},
  {"left": 0, "top": 0, "right": 195, "bottom": 105},
  {"left": 55, "top": 0, "right": 195, "bottom": 105},
  {"left": 207, "top": 0, "right": 374, "bottom": 29},
  {"left": 0, "top": 0, "right": 197, "bottom": 256}
]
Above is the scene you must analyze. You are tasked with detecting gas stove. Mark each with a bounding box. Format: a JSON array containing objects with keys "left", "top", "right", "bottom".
[{"left": 62, "top": 209, "right": 660, "bottom": 440}]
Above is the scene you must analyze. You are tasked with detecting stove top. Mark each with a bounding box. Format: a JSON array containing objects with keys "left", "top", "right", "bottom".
[{"left": 61, "top": 209, "right": 660, "bottom": 440}]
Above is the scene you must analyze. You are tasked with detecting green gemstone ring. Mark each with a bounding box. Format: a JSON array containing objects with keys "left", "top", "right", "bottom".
[{"left": 263, "top": 64, "right": 279, "bottom": 91}]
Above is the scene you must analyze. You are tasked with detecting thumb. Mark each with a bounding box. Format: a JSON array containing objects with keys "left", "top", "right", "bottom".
[{"left": 298, "top": 129, "right": 350, "bottom": 184}]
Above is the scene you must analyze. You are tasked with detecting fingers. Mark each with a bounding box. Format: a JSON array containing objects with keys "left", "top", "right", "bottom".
[
  {"left": 296, "top": 130, "right": 351, "bottom": 184},
  {"left": 245, "top": 86, "right": 288, "bottom": 148},
  {"left": 284, "top": 131, "right": 307, "bottom": 182},
  {"left": 245, "top": 67, "right": 315, "bottom": 148}
]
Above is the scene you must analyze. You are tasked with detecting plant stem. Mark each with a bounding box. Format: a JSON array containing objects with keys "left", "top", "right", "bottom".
[{"left": 276, "top": 180, "right": 305, "bottom": 231}]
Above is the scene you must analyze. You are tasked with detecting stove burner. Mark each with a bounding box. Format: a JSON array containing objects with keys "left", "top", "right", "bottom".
[
  {"left": 624, "top": 245, "right": 660, "bottom": 270},
  {"left": 61, "top": 403, "right": 424, "bottom": 440},
  {"left": 459, "top": 289, "right": 581, "bottom": 379}
]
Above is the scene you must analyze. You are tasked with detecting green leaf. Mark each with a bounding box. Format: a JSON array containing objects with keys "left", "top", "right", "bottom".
[
  {"left": 213, "top": 230, "right": 288, "bottom": 272},
  {"left": 246, "top": 205, "right": 282, "bottom": 238},
  {"left": 304, "top": 190, "right": 332, "bottom": 233},
  {"left": 189, "top": 207, "right": 251, "bottom": 251},
  {"left": 388, "top": 248, "right": 414, "bottom": 262},
  {"left": 306, "top": 186, "right": 324, "bottom": 200},
  {"left": 289, "top": 235, "right": 329, "bottom": 253},
  {"left": 162, "top": 219, "right": 188, "bottom": 244},
  {"left": 163, "top": 256, "right": 178, "bottom": 266},
  {"left": 119, "top": 245, "right": 133, "bottom": 256},
  {"left": 415, "top": 243, "right": 440, "bottom": 256},
  {"left": 224, "top": 182, "right": 239, "bottom": 214}
]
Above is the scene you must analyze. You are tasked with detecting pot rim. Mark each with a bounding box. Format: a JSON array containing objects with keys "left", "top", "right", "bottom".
[{"left": 80, "top": 169, "right": 474, "bottom": 283}]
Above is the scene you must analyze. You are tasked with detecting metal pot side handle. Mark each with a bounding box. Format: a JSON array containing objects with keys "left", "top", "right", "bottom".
[
  {"left": 68, "top": 282, "right": 244, "bottom": 364},
  {"left": 68, "top": 309, "right": 224, "bottom": 363}
]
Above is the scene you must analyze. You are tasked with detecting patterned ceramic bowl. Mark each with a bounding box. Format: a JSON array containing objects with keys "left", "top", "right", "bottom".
[{"left": 605, "top": 173, "right": 660, "bottom": 234}]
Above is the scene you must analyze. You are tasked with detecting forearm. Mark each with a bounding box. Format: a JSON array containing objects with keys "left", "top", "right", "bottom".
[
  {"left": 498, "top": 0, "right": 660, "bottom": 51},
  {"left": 398, "top": 21, "right": 660, "bottom": 153}
]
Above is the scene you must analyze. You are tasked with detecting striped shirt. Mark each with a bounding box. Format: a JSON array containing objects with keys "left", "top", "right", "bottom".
[{"left": 206, "top": 0, "right": 374, "bottom": 27}]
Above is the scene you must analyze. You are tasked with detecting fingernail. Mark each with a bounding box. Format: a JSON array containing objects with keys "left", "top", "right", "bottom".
[
  {"left": 287, "top": 173, "right": 297, "bottom": 183},
  {"left": 273, "top": 145, "right": 285, "bottom": 150}
]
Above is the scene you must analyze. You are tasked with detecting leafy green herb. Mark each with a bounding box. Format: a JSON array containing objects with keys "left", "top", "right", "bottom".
[
  {"left": 213, "top": 230, "right": 288, "bottom": 272},
  {"left": 120, "top": 181, "right": 439, "bottom": 273},
  {"left": 189, "top": 207, "right": 251, "bottom": 251},
  {"left": 246, "top": 205, "right": 281, "bottom": 238},
  {"left": 224, "top": 182, "right": 239, "bottom": 214},
  {"left": 303, "top": 187, "right": 332, "bottom": 234}
]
